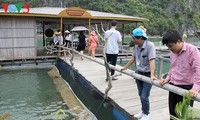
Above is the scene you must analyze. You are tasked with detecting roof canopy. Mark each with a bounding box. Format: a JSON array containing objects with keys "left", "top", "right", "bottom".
[{"left": 0, "top": 7, "right": 149, "bottom": 24}]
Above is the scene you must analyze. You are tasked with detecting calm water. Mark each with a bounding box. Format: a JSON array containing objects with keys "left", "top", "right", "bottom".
[
  {"left": 124, "top": 36, "right": 200, "bottom": 45},
  {"left": 118, "top": 58, "right": 170, "bottom": 76},
  {"left": 0, "top": 69, "right": 74, "bottom": 120}
]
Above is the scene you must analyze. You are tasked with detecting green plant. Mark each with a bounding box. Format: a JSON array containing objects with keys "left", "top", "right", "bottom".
[
  {"left": 171, "top": 92, "right": 200, "bottom": 120},
  {"left": 55, "top": 109, "right": 67, "bottom": 120}
]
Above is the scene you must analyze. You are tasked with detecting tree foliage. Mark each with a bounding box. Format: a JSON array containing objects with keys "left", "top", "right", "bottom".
[{"left": 1, "top": 0, "right": 200, "bottom": 35}]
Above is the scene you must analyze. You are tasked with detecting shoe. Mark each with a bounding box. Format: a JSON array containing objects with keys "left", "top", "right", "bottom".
[
  {"left": 112, "top": 77, "right": 118, "bottom": 80},
  {"left": 140, "top": 114, "right": 149, "bottom": 120},
  {"left": 134, "top": 111, "right": 143, "bottom": 119}
]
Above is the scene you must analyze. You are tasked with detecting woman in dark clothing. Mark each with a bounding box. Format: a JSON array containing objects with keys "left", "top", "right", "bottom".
[{"left": 77, "top": 31, "right": 86, "bottom": 60}]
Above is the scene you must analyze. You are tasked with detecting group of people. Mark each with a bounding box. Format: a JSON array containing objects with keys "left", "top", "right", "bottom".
[
  {"left": 52, "top": 30, "right": 71, "bottom": 47},
  {"left": 52, "top": 20, "right": 200, "bottom": 120},
  {"left": 75, "top": 30, "right": 100, "bottom": 60},
  {"left": 52, "top": 29, "right": 100, "bottom": 59},
  {"left": 105, "top": 21, "right": 155, "bottom": 120},
  {"left": 104, "top": 20, "right": 200, "bottom": 120}
]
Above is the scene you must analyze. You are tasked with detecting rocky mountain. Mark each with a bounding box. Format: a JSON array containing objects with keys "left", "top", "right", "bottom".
[{"left": 1, "top": 0, "right": 200, "bottom": 36}]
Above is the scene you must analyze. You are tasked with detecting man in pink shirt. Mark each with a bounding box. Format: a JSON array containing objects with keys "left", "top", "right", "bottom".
[{"left": 160, "top": 30, "right": 200, "bottom": 119}]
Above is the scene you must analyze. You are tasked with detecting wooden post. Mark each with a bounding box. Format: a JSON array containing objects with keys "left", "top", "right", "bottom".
[
  {"left": 158, "top": 56, "right": 164, "bottom": 79},
  {"left": 58, "top": 17, "right": 63, "bottom": 57},
  {"left": 43, "top": 21, "right": 45, "bottom": 46},
  {"left": 88, "top": 18, "right": 91, "bottom": 55}
]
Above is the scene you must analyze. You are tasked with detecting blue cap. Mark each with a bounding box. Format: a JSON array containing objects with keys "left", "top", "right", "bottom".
[{"left": 132, "top": 28, "right": 148, "bottom": 39}]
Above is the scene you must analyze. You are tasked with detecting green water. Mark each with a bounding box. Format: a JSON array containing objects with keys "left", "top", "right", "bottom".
[
  {"left": 118, "top": 58, "right": 170, "bottom": 76},
  {"left": 0, "top": 69, "right": 74, "bottom": 120},
  {"left": 124, "top": 36, "right": 200, "bottom": 46}
]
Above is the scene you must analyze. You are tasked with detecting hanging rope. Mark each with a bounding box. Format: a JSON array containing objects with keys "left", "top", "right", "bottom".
[{"left": 94, "top": 99, "right": 106, "bottom": 116}]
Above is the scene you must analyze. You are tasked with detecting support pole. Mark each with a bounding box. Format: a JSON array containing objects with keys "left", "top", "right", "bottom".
[
  {"left": 158, "top": 56, "right": 164, "bottom": 79},
  {"left": 58, "top": 17, "right": 63, "bottom": 57}
]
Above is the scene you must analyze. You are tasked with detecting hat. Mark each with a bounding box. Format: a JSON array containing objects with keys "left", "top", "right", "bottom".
[
  {"left": 90, "top": 31, "right": 96, "bottom": 36},
  {"left": 64, "top": 30, "right": 70, "bottom": 33},
  {"left": 132, "top": 28, "right": 148, "bottom": 39},
  {"left": 54, "top": 31, "right": 61, "bottom": 35}
]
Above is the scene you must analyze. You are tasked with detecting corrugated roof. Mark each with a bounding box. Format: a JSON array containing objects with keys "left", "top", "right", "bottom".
[
  {"left": 0, "top": 7, "right": 148, "bottom": 22},
  {"left": 88, "top": 10, "right": 147, "bottom": 21},
  {"left": 30, "top": 7, "right": 64, "bottom": 15}
]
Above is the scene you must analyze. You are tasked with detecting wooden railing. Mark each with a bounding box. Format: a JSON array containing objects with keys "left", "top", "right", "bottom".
[{"left": 59, "top": 46, "right": 200, "bottom": 102}]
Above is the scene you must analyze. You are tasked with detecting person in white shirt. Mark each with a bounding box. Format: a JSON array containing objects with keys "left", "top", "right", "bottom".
[
  {"left": 104, "top": 20, "right": 122, "bottom": 80},
  {"left": 53, "top": 31, "right": 63, "bottom": 46},
  {"left": 64, "top": 30, "right": 72, "bottom": 47}
]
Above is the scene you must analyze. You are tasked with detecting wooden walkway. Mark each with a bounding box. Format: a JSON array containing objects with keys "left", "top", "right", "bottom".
[
  {"left": 62, "top": 56, "right": 200, "bottom": 120},
  {"left": 62, "top": 56, "right": 169, "bottom": 119}
]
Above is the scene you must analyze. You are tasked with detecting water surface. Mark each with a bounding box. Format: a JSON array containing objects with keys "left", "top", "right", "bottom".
[{"left": 0, "top": 69, "right": 74, "bottom": 120}]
